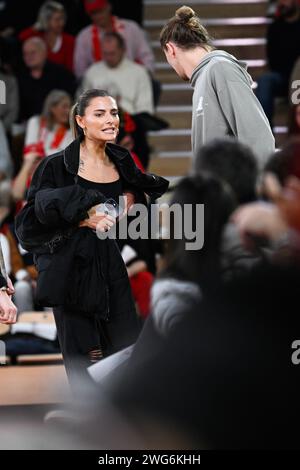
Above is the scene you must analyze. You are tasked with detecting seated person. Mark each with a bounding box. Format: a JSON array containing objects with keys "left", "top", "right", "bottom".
[{"left": 12, "top": 89, "right": 72, "bottom": 203}]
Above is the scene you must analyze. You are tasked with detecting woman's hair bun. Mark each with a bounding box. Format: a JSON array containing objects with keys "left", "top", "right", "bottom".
[{"left": 175, "top": 5, "right": 195, "bottom": 22}]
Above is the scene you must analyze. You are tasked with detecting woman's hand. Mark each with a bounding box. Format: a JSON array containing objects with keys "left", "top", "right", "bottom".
[
  {"left": 79, "top": 212, "right": 116, "bottom": 232},
  {"left": 0, "top": 291, "right": 17, "bottom": 324},
  {"left": 118, "top": 191, "right": 135, "bottom": 221},
  {"left": 6, "top": 277, "right": 15, "bottom": 296}
]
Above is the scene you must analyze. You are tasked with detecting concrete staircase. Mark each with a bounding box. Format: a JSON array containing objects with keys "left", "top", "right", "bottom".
[{"left": 146, "top": 0, "right": 288, "bottom": 178}]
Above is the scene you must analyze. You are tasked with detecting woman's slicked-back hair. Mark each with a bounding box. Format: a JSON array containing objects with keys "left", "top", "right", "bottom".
[
  {"left": 160, "top": 5, "right": 213, "bottom": 51},
  {"left": 69, "top": 89, "right": 110, "bottom": 139}
]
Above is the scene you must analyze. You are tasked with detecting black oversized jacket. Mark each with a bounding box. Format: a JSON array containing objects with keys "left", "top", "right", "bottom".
[
  {"left": 15, "top": 137, "right": 169, "bottom": 255},
  {"left": 14, "top": 138, "right": 169, "bottom": 317}
]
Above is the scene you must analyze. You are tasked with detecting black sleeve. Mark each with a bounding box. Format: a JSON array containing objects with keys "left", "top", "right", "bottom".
[
  {"left": 15, "top": 157, "right": 106, "bottom": 252},
  {"left": 0, "top": 274, "right": 7, "bottom": 288},
  {"left": 120, "top": 152, "right": 169, "bottom": 201},
  {"left": 34, "top": 185, "right": 106, "bottom": 226},
  {"left": 28, "top": 157, "right": 106, "bottom": 227}
]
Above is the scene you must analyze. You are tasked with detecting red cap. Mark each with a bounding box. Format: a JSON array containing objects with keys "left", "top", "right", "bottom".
[{"left": 84, "top": 0, "right": 109, "bottom": 14}]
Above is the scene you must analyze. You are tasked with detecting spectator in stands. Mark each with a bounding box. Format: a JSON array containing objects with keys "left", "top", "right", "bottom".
[
  {"left": 0, "top": 46, "right": 19, "bottom": 177},
  {"left": 74, "top": 0, "right": 154, "bottom": 79},
  {"left": 19, "top": 1, "right": 75, "bottom": 72},
  {"left": 0, "top": 218, "right": 11, "bottom": 282},
  {"left": 256, "top": 0, "right": 300, "bottom": 125},
  {"left": 0, "top": 181, "right": 36, "bottom": 313},
  {"left": 24, "top": 89, "right": 72, "bottom": 156},
  {"left": 0, "top": 240, "right": 17, "bottom": 324},
  {"left": 17, "top": 37, "right": 75, "bottom": 121},
  {"left": 193, "top": 138, "right": 262, "bottom": 281},
  {"left": 6, "top": 224, "right": 38, "bottom": 314},
  {"left": 121, "top": 243, "right": 154, "bottom": 320},
  {"left": 0, "top": 121, "right": 13, "bottom": 178},
  {"left": 81, "top": 32, "right": 154, "bottom": 115},
  {"left": 160, "top": 6, "right": 275, "bottom": 169},
  {"left": 194, "top": 137, "right": 258, "bottom": 205},
  {"left": 150, "top": 173, "right": 235, "bottom": 337},
  {"left": 116, "top": 108, "right": 145, "bottom": 171},
  {"left": 12, "top": 89, "right": 72, "bottom": 203},
  {"left": 263, "top": 137, "right": 300, "bottom": 187}
]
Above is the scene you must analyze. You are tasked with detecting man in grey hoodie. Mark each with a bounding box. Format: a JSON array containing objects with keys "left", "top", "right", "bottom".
[{"left": 160, "top": 5, "right": 275, "bottom": 169}]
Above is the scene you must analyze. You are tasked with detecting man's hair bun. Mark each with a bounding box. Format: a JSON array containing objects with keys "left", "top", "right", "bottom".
[{"left": 175, "top": 5, "right": 195, "bottom": 23}]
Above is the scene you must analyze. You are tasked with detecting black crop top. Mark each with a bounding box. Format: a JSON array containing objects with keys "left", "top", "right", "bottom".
[{"left": 77, "top": 175, "right": 123, "bottom": 203}]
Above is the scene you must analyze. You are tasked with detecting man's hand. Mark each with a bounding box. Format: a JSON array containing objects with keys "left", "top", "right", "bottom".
[{"left": 0, "top": 291, "right": 17, "bottom": 324}]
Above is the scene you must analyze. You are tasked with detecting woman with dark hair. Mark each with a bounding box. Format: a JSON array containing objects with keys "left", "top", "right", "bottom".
[
  {"left": 151, "top": 173, "right": 236, "bottom": 336},
  {"left": 160, "top": 5, "right": 275, "bottom": 168},
  {"left": 15, "top": 88, "right": 169, "bottom": 391}
]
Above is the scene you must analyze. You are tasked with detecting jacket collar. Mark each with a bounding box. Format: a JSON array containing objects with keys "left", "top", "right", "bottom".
[{"left": 63, "top": 137, "right": 130, "bottom": 175}]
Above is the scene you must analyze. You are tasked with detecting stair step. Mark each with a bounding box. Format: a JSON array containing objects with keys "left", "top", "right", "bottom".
[
  {"left": 145, "top": 0, "right": 268, "bottom": 21},
  {"left": 160, "top": 84, "right": 193, "bottom": 105},
  {"left": 156, "top": 106, "right": 192, "bottom": 129},
  {"left": 153, "top": 37, "right": 267, "bottom": 63},
  {"left": 148, "top": 127, "right": 286, "bottom": 155},
  {"left": 156, "top": 103, "right": 289, "bottom": 128},
  {"left": 149, "top": 156, "right": 192, "bottom": 176},
  {"left": 149, "top": 130, "right": 192, "bottom": 152},
  {"left": 145, "top": 16, "right": 271, "bottom": 28},
  {"left": 154, "top": 63, "right": 267, "bottom": 82},
  {"left": 147, "top": 22, "right": 268, "bottom": 41}
]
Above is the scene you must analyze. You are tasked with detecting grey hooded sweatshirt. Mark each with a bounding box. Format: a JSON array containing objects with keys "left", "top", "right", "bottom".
[{"left": 190, "top": 50, "right": 275, "bottom": 169}]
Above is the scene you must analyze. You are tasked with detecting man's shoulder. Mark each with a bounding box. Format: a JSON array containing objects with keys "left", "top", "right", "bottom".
[
  {"left": 116, "top": 16, "right": 141, "bottom": 32},
  {"left": 208, "top": 57, "right": 242, "bottom": 78},
  {"left": 123, "top": 58, "right": 148, "bottom": 75},
  {"left": 84, "top": 60, "right": 106, "bottom": 79},
  {"left": 76, "top": 24, "right": 92, "bottom": 40}
]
